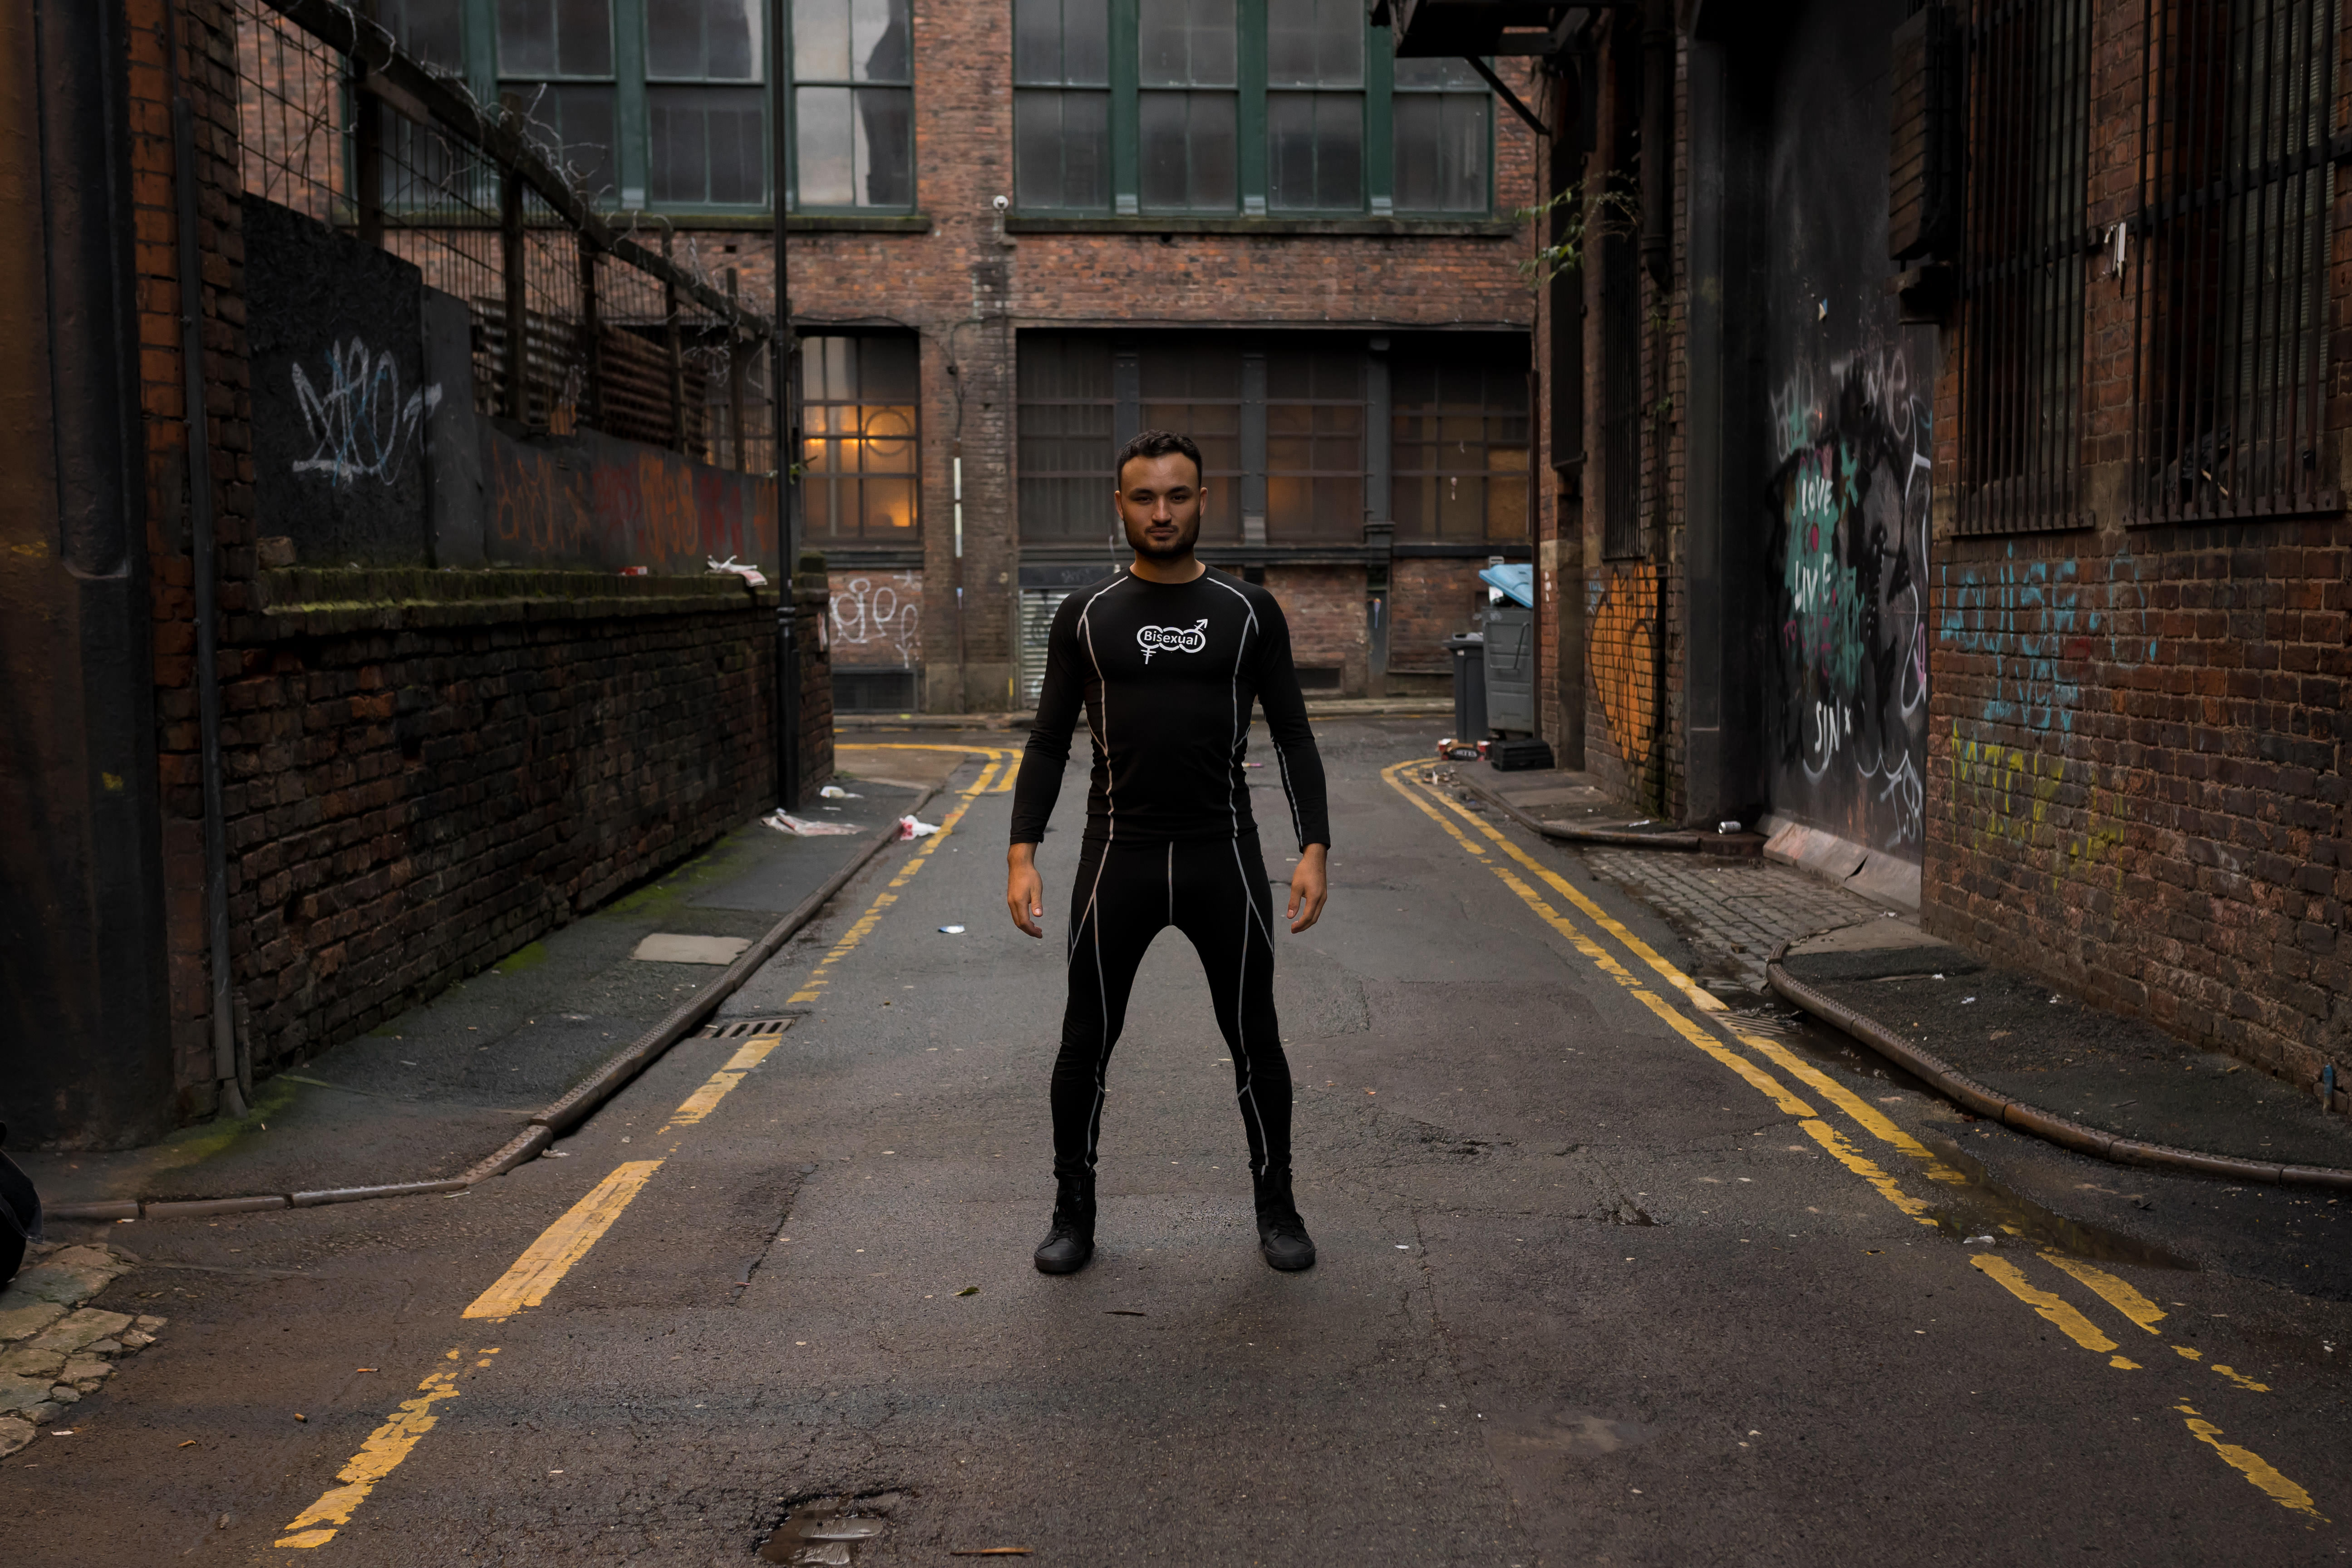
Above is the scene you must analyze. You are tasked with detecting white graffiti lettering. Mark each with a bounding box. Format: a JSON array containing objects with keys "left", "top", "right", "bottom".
[
  {"left": 1137, "top": 618, "right": 1210, "bottom": 663},
  {"left": 829, "top": 573, "right": 923, "bottom": 664},
  {"left": 290, "top": 338, "right": 441, "bottom": 486}
]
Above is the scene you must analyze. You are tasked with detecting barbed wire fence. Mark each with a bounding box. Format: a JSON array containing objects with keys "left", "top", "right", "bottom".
[{"left": 232, "top": 0, "right": 778, "bottom": 474}]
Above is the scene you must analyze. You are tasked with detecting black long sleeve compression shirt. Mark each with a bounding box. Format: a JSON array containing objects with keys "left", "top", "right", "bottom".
[{"left": 1008, "top": 567, "right": 1331, "bottom": 850}]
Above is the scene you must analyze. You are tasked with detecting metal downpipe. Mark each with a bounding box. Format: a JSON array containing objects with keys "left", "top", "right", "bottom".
[{"left": 165, "top": 23, "right": 244, "bottom": 1119}]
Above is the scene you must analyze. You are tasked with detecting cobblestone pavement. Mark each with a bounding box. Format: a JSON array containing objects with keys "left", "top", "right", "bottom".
[
  {"left": 1581, "top": 848, "right": 1892, "bottom": 993},
  {"left": 0, "top": 1242, "right": 166, "bottom": 1458}
]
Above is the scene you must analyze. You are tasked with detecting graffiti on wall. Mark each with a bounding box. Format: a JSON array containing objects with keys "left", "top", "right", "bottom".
[
  {"left": 1766, "top": 348, "right": 1932, "bottom": 852},
  {"left": 1586, "top": 562, "right": 1660, "bottom": 809},
  {"left": 1938, "top": 549, "right": 2147, "bottom": 889},
  {"left": 829, "top": 572, "right": 923, "bottom": 668},
  {"left": 290, "top": 339, "right": 442, "bottom": 487},
  {"left": 482, "top": 427, "right": 776, "bottom": 573}
]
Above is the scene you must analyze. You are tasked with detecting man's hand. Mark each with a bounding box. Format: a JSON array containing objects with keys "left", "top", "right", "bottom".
[
  {"left": 1007, "top": 844, "right": 1046, "bottom": 938},
  {"left": 1286, "top": 843, "right": 1329, "bottom": 934}
]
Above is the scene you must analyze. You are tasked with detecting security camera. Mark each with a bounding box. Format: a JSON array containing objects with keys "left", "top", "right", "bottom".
[{"left": 992, "top": 194, "right": 1009, "bottom": 212}]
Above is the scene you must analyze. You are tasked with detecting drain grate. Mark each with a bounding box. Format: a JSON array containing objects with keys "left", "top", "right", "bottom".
[{"left": 699, "top": 1017, "right": 797, "bottom": 1040}]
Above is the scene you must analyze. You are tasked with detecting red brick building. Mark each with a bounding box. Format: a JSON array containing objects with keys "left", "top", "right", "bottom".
[
  {"left": 777, "top": 0, "right": 1545, "bottom": 708},
  {"left": 1496, "top": 0, "right": 2352, "bottom": 1100}
]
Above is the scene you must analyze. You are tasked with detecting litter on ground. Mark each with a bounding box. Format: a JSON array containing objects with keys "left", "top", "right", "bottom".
[{"left": 764, "top": 811, "right": 861, "bottom": 837}]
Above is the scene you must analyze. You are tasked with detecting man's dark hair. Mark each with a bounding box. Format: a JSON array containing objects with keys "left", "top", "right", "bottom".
[{"left": 1115, "top": 428, "right": 1204, "bottom": 487}]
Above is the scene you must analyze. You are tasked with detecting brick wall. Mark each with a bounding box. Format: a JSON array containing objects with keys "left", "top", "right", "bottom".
[
  {"left": 217, "top": 578, "right": 780, "bottom": 1082},
  {"left": 125, "top": 5, "right": 811, "bottom": 1123},
  {"left": 1262, "top": 565, "right": 1369, "bottom": 695},
  {"left": 1391, "top": 559, "right": 1487, "bottom": 673},
  {"left": 773, "top": 7, "right": 1545, "bottom": 711},
  {"left": 133, "top": 0, "right": 259, "bottom": 1114},
  {"left": 828, "top": 569, "right": 925, "bottom": 670},
  {"left": 1568, "top": 18, "right": 1688, "bottom": 818},
  {"left": 1921, "top": 1, "right": 2352, "bottom": 1099}
]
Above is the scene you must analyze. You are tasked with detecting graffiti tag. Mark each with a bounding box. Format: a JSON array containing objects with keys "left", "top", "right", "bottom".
[{"left": 290, "top": 338, "right": 441, "bottom": 486}]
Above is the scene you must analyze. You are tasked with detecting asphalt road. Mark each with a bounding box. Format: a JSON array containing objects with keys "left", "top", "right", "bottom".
[{"left": 8, "top": 720, "right": 2352, "bottom": 1565}]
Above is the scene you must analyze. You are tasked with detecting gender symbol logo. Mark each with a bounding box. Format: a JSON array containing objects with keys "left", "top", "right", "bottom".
[{"left": 1137, "top": 617, "right": 1210, "bottom": 664}]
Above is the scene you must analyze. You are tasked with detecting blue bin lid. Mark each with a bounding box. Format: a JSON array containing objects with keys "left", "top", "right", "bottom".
[{"left": 1478, "top": 562, "right": 1535, "bottom": 608}]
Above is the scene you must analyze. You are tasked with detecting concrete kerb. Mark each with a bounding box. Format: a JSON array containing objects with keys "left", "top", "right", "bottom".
[
  {"left": 834, "top": 698, "right": 1450, "bottom": 732},
  {"left": 1442, "top": 767, "right": 1710, "bottom": 851},
  {"left": 1764, "top": 945, "right": 2352, "bottom": 1193},
  {"left": 44, "top": 786, "right": 946, "bottom": 1225}
]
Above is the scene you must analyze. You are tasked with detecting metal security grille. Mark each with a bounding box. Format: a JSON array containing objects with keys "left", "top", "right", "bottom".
[
  {"left": 1019, "top": 588, "right": 1073, "bottom": 705},
  {"left": 695, "top": 1017, "right": 796, "bottom": 1038},
  {"left": 2131, "top": 0, "right": 2339, "bottom": 524},
  {"left": 1955, "top": 0, "right": 2094, "bottom": 534},
  {"left": 234, "top": 0, "right": 766, "bottom": 461}
]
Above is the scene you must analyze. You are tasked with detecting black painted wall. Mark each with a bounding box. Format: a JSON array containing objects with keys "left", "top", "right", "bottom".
[
  {"left": 1703, "top": 0, "right": 1937, "bottom": 860},
  {"left": 244, "top": 194, "right": 434, "bottom": 566}
]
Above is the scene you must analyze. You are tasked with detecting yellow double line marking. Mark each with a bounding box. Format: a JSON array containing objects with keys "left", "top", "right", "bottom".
[
  {"left": 1381, "top": 760, "right": 2326, "bottom": 1524},
  {"left": 276, "top": 761, "right": 1004, "bottom": 1549}
]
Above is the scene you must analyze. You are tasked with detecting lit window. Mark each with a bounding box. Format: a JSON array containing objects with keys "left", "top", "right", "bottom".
[{"left": 800, "top": 337, "right": 920, "bottom": 543}]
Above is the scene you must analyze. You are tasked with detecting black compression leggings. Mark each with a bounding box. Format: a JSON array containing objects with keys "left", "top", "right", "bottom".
[{"left": 1051, "top": 834, "right": 1292, "bottom": 1183}]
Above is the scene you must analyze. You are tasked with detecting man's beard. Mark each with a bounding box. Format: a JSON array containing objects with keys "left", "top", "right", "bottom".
[{"left": 1125, "top": 511, "right": 1202, "bottom": 561}]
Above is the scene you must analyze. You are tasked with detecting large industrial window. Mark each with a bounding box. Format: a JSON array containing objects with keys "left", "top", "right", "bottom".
[
  {"left": 498, "top": 0, "right": 620, "bottom": 199},
  {"left": 1391, "top": 57, "right": 1488, "bottom": 214},
  {"left": 1011, "top": 1, "right": 1492, "bottom": 217},
  {"left": 788, "top": 0, "right": 914, "bottom": 210},
  {"left": 1393, "top": 342, "right": 1528, "bottom": 544},
  {"left": 372, "top": 1, "right": 768, "bottom": 214},
  {"left": 2132, "top": 0, "right": 2337, "bottom": 523},
  {"left": 1139, "top": 0, "right": 1240, "bottom": 211},
  {"left": 799, "top": 336, "right": 920, "bottom": 544},
  {"left": 1267, "top": 348, "right": 1364, "bottom": 537},
  {"left": 1266, "top": 0, "right": 1363, "bottom": 212},
  {"left": 1018, "top": 337, "right": 1118, "bottom": 540},
  {"left": 1015, "top": 0, "right": 1113, "bottom": 211},
  {"left": 648, "top": 0, "right": 767, "bottom": 208},
  {"left": 1139, "top": 344, "right": 1245, "bottom": 540},
  {"left": 1954, "top": 0, "right": 2091, "bottom": 533}
]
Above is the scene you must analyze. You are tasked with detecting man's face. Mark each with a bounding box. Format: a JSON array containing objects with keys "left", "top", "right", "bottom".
[{"left": 1115, "top": 451, "right": 1206, "bottom": 560}]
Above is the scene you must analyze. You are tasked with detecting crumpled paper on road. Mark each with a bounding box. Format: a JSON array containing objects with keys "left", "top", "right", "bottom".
[{"left": 763, "top": 811, "right": 860, "bottom": 837}]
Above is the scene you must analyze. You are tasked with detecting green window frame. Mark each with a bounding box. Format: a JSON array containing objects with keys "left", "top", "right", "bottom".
[
  {"left": 1010, "top": 0, "right": 1491, "bottom": 218},
  {"left": 399, "top": 0, "right": 774, "bottom": 216},
  {"left": 782, "top": 0, "right": 915, "bottom": 213}
]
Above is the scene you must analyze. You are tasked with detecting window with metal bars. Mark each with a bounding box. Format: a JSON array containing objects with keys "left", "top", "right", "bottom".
[
  {"left": 2131, "top": 0, "right": 2338, "bottom": 523},
  {"left": 1953, "top": 0, "right": 2092, "bottom": 534}
]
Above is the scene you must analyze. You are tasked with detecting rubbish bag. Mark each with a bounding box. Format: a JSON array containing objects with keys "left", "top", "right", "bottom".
[{"left": 0, "top": 1121, "right": 44, "bottom": 1285}]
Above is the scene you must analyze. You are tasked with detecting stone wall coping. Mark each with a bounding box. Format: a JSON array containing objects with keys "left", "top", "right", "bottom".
[{"left": 245, "top": 567, "right": 777, "bottom": 639}]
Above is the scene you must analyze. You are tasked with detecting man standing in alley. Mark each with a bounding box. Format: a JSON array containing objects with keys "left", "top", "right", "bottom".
[{"left": 1004, "top": 429, "right": 1331, "bottom": 1276}]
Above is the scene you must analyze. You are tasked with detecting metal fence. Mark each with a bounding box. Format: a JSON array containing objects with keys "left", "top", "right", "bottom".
[
  {"left": 2131, "top": 0, "right": 2338, "bottom": 525},
  {"left": 232, "top": 0, "right": 776, "bottom": 472},
  {"left": 1953, "top": 0, "right": 2094, "bottom": 535}
]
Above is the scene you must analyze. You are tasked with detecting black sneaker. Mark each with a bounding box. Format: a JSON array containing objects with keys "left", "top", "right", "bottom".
[
  {"left": 1033, "top": 1173, "right": 1096, "bottom": 1275},
  {"left": 1253, "top": 1170, "right": 1316, "bottom": 1272}
]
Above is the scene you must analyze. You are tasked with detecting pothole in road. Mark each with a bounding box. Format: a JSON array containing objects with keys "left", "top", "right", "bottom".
[
  {"left": 758, "top": 1494, "right": 898, "bottom": 1565},
  {"left": 1915, "top": 1131, "right": 2196, "bottom": 1270}
]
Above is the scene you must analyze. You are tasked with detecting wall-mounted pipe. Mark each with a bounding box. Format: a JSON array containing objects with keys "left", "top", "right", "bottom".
[{"left": 165, "top": 23, "right": 245, "bottom": 1118}]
